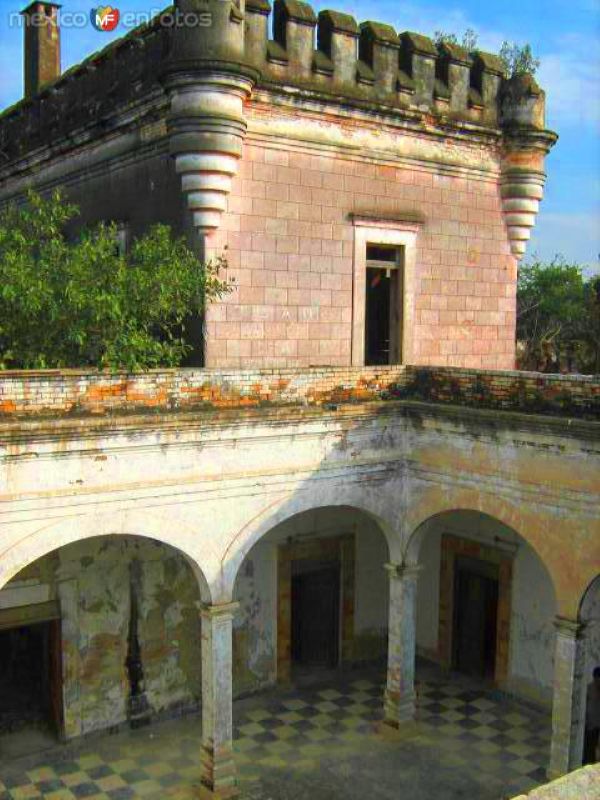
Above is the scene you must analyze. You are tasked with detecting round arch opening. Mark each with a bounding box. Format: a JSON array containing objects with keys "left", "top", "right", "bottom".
[
  {"left": 0, "top": 534, "right": 205, "bottom": 751},
  {"left": 408, "top": 509, "right": 558, "bottom": 709},
  {"left": 231, "top": 505, "right": 391, "bottom": 695},
  {"left": 580, "top": 573, "right": 600, "bottom": 765}
]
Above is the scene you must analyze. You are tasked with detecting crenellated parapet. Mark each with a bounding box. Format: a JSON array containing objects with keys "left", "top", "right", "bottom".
[
  {"left": 242, "top": 0, "right": 556, "bottom": 260},
  {"left": 0, "top": 0, "right": 556, "bottom": 255},
  {"left": 244, "top": 0, "right": 511, "bottom": 126}
]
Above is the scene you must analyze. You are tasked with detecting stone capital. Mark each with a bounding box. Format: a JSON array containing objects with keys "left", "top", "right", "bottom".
[
  {"left": 553, "top": 616, "right": 586, "bottom": 639},
  {"left": 384, "top": 562, "right": 422, "bottom": 581},
  {"left": 201, "top": 601, "right": 240, "bottom": 620}
]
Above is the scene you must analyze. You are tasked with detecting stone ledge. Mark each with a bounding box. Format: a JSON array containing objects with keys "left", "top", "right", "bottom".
[{"left": 511, "top": 764, "right": 600, "bottom": 799}]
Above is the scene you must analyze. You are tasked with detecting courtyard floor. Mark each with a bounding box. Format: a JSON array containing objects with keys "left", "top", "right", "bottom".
[{"left": 0, "top": 665, "right": 551, "bottom": 800}]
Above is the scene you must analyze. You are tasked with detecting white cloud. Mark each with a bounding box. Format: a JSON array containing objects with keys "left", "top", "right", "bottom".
[
  {"left": 538, "top": 34, "right": 600, "bottom": 131},
  {"left": 528, "top": 210, "right": 600, "bottom": 266}
]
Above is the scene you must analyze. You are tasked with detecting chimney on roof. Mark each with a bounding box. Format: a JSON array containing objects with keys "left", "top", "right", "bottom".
[{"left": 21, "top": 2, "right": 61, "bottom": 99}]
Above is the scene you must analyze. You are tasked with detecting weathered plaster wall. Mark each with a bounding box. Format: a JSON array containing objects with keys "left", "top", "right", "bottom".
[
  {"left": 233, "top": 537, "right": 277, "bottom": 695},
  {"left": 232, "top": 507, "right": 389, "bottom": 695},
  {"left": 1, "top": 536, "right": 201, "bottom": 739},
  {"left": 581, "top": 576, "right": 600, "bottom": 679},
  {"left": 415, "top": 511, "right": 556, "bottom": 707}
]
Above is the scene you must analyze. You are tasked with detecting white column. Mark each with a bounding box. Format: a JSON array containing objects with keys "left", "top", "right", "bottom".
[
  {"left": 201, "top": 601, "right": 239, "bottom": 798},
  {"left": 383, "top": 563, "right": 420, "bottom": 727},
  {"left": 548, "top": 617, "right": 587, "bottom": 779}
]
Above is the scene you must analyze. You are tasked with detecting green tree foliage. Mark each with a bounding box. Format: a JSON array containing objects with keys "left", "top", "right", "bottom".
[
  {"left": 517, "top": 258, "right": 600, "bottom": 374},
  {"left": 433, "top": 30, "right": 539, "bottom": 79},
  {"left": 0, "top": 191, "right": 231, "bottom": 370},
  {"left": 498, "top": 41, "right": 540, "bottom": 78},
  {"left": 434, "top": 28, "right": 478, "bottom": 50}
]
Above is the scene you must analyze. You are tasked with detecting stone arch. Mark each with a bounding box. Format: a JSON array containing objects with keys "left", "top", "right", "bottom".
[
  {"left": 220, "top": 490, "right": 402, "bottom": 602},
  {"left": 405, "top": 504, "right": 559, "bottom": 703},
  {"left": 400, "top": 484, "right": 592, "bottom": 617},
  {"left": 405, "top": 507, "right": 557, "bottom": 604},
  {"left": 580, "top": 573, "right": 600, "bottom": 676},
  {"left": 579, "top": 574, "right": 600, "bottom": 620},
  {"left": 228, "top": 501, "right": 394, "bottom": 688},
  {"left": 0, "top": 508, "right": 212, "bottom": 603}
]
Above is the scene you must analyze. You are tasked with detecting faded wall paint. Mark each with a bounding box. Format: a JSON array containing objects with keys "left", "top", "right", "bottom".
[
  {"left": 232, "top": 506, "right": 390, "bottom": 694},
  {"left": 415, "top": 511, "right": 556, "bottom": 707},
  {"left": 1, "top": 535, "right": 202, "bottom": 739}
]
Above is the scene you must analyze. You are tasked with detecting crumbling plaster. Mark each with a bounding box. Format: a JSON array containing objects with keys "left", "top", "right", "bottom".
[
  {"left": 3, "top": 536, "right": 202, "bottom": 738},
  {"left": 416, "top": 511, "right": 557, "bottom": 707}
]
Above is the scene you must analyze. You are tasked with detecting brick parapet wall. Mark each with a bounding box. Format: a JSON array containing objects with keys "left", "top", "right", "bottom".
[{"left": 0, "top": 366, "right": 597, "bottom": 421}]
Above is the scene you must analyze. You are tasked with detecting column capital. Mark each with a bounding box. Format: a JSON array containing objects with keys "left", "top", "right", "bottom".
[
  {"left": 553, "top": 616, "right": 586, "bottom": 638},
  {"left": 201, "top": 601, "right": 240, "bottom": 620},
  {"left": 384, "top": 563, "right": 422, "bottom": 580}
]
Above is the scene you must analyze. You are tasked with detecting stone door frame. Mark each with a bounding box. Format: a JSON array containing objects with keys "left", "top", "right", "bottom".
[
  {"left": 277, "top": 534, "right": 355, "bottom": 683},
  {"left": 438, "top": 533, "right": 514, "bottom": 685},
  {"left": 351, "top": 216, "right": 420, "bottom": 367}
]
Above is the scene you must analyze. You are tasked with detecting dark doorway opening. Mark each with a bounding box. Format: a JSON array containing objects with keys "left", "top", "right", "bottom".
[
  {"left": 0, "top": 620, "right": 62, "bottom": 739},
  {"left": 452, "top": 556, "right": 499, "bottom": 680},
  {"left": 365, "top": 245, "right": 402, "bottom": 366},
  {"left": 291, "top": 564, "right": 340, "bottom": 670}
]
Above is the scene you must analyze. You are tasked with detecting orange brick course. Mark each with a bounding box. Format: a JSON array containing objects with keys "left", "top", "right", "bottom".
[{"left": 0, "top": 366, "right": 596, "bottom": 420}]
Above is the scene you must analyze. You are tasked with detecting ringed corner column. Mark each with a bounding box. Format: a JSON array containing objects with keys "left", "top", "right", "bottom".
[
  {"left": 160, "top": 0, "right": 259, "bottom": 239},
  {"left": 548, "top": 616, "right": 587, "bottom": 780},
  {"left": 383, "top": 563, "right": 420, "bottom": 727},
  {"left": 200, "top": 601, "right": 240, "bottom": 798},
  {"left": 499, "top": 74, "right": 557, "bottom": 261}
]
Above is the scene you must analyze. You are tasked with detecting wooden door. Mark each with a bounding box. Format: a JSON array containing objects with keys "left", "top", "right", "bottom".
[
  {"left": 453, "top": 566, "right": 499, "bottom": 679},
  {"left": 48, "top": 619, "right": 64, "bottom": 738},
  {"left": 292, "top": 567, "right": 340, "bottom": 668},
  {"left": 365, "top": 268, "right": 391, "bottom": 365}
]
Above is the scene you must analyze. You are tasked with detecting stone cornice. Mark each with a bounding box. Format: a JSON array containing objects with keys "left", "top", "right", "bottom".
[{"left": 1, "top": 397, "right": 598, "bottom": 445}]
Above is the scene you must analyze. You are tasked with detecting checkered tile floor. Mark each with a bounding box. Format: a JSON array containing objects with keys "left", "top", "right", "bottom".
[{"left": 0, "top": 667, "right": 551, "bottom": 799}]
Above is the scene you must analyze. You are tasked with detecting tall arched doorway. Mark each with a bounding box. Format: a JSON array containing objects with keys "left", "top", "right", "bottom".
[
  {"left": 231, "top": 505, "right": 391, "bottom": 695},
  {"left": 411, "top": 509, "right": 557, "bottom": 706}
]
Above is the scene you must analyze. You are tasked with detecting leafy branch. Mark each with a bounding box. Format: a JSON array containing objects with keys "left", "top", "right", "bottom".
[{"left": 0, "top": 191, "right": 232, "bottom": 370}]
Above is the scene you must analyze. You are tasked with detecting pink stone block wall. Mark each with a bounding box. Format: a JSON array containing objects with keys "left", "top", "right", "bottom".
[{"left": 205, "top": 139, "right": 516, "bottom": 370}]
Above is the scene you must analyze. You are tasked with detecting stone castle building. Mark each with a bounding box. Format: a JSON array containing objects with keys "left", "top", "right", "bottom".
[{"left": 0, "top": 2, "right": 598, "bottom": 799}]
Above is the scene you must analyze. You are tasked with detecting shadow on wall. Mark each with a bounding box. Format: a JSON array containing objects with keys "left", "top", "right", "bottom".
[
  {"left": 219, "top": 403, "right": 571, "bottom": 711},
  {"left": 231, "top": 505, "right": 391, "bottom": 696}
]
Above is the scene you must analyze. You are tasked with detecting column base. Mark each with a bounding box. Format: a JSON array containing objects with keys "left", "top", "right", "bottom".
[
  {"left": 201, "top": 744, "right": 238, "bottom": 798},
  {"left": 383, "top": 688, "right": 416, "bottom": 728}
]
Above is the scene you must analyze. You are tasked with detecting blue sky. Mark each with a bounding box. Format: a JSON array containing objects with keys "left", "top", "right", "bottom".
[{"left": 0, "top": 0, "right": 598, "bottom": 271}]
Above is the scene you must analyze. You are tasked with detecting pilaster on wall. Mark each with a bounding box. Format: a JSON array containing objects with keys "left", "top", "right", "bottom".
[{"left": 548, "top": 617, "right": 587, "bottom": 779}]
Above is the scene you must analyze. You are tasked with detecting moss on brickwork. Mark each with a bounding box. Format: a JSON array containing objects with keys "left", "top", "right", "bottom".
[
  {"left": 0, "top": 366, "right": 597, "bottom": 422},
  {"left": 390, "top": 368, "right": 600, "bottom": 420}
]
